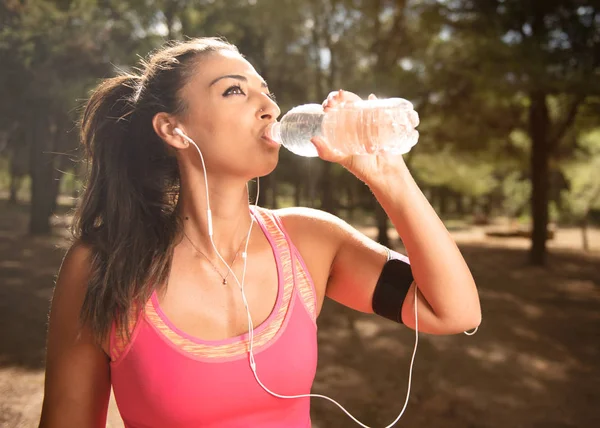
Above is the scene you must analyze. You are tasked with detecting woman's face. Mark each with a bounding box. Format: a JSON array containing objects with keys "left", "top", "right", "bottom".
[{"left": 178, "top": 50, "right": 282, "bottom": 179}]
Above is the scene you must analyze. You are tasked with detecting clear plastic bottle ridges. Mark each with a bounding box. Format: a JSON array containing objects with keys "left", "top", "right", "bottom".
[{"left": 270, "top": 98, "right": 420, "bottom": 157}]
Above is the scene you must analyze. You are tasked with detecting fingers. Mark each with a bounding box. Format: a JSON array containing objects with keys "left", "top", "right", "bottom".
[
  {"left": 310, "top": 136, "right": 345, "bottom": 163},
  {"left": 322, "top": 90, "right": 377, "bottom": 111},
  {"left": 310, "top": 136, "right": 329, "bottom": 159},
  {"left": 322, "top": 90, "right": 344, "bottom": 111}
]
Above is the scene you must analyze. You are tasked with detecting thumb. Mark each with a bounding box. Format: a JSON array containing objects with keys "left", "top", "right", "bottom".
[
  {"left": 310, "top": 136, "right": 343, "bottom": 162},
  {"left": 310, "top": 136, "right": 330, "bottom": 159}
]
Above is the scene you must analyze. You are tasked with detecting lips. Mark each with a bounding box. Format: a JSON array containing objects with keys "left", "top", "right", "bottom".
[
  {"left": 262, "top": 122, "right": 274, "bottom": 139},
  {"left": 261, "top": 123, "right": 281, "bottom": 147}
]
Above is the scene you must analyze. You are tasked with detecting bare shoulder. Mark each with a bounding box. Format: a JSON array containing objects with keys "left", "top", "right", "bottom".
[
  {"left": 53, "top": 241, "right": 94, "bottom": 325},
  {"left": 59, "top": 240, "right": 93, "bottom": 282},
  {"left": 40, "top": 240, "right": 112, "bottom": 427},
  {"left": 272, "top": 207, "right": 350, "bottom": 313},
  {"left": 273, "top": 206, "right": 390, "bottom": 315},
  {"left": 273, "top": 206, "right": 348, "bottom": 235},
  {"left": 273, "top": 206, "right": 366, "bottom": 253},
  {"left": 51, "top": 240, "right": 106, "bottom": 351},
  {"left": 273, "top": 207, "right": 349, "bottom": 255},
  {"left": 52, "top": 241, "right": 114, "bottom": 357}
]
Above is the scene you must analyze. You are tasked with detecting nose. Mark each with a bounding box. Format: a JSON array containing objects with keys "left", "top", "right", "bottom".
[{"left": 257, "top": 96, "right": 281, "bottom": 121}]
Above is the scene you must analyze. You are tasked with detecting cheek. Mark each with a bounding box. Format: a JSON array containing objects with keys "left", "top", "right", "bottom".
[
  {"left": 196, "top": 109, "right": 240, "bottom": 140},
  {"left": 194, "top": 114, "right": 216, "bottom": 141},
  {"left": 211, "top": 113, "right": 257, "bottom": 151},
  {"left": 187, "top": 105, "right": 257, "bottom": 161}
]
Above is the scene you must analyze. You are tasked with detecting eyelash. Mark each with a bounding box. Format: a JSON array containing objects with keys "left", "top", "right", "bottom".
[{"left": 223, "top": 84, "right": 277, "bottom": 102}]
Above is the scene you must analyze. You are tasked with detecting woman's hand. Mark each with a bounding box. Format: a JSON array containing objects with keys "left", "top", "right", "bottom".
[{"left": 310, "top": 89, "right": 406, "bottom": 184}]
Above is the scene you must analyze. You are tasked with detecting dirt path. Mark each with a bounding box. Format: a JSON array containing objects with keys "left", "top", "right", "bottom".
[{"left": 1, "top": 201, "right": 599, "bottom": 427}]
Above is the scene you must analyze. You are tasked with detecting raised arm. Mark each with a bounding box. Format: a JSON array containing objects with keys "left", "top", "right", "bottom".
[
  {"left": 367, "top": 156, "right": 481, "bottom": 334},
  {"left": 298, "top": 89, "right": 481, "bottom": 335}
]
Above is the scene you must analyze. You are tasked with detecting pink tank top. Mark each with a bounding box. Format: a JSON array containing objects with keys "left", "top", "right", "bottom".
[{"left": 109, "top": 207, "right": 319, "bottom": 427}]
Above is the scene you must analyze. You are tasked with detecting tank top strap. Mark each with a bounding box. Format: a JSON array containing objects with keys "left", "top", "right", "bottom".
[
  {"left": 110, "top": 304, "right": 143, "bottom": 363},
  {"left": 250, "top": 206, "right": 293, "bottom": 266},
  {"left": 252, "top": 206, "right": 318, "bottom": 323}
]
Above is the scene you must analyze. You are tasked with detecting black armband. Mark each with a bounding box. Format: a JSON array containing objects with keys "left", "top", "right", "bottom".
[{"left": 372, "top": 252, "right": 413, "bottom": 324}]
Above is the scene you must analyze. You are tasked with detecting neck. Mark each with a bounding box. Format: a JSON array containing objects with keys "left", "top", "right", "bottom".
[{"left": 177, "top": 168, "right": 257, "bottom": 261}]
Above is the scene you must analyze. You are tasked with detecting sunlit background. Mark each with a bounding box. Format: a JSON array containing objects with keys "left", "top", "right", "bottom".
[{"left": 1, "top": 1, "right": 599, "bottom": 427}]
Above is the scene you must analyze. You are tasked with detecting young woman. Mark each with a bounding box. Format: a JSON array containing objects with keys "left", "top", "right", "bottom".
[{"left": 39, "top": 37, "right": 480, "bottom": 428}]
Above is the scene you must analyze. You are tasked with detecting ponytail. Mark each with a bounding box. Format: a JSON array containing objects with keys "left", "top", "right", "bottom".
[{"left": 74, "top": 73, "right": 181, "bottom": 344}]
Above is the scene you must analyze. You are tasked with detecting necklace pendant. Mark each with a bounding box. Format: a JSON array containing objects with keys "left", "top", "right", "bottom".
[{"left": 222, "top": 279, "right": 227, "bottom": 285}]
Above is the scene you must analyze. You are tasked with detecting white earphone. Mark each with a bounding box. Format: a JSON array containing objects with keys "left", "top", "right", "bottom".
[
  {"left": 171, "top": 126, "right": 476, "bottom": 428},
  {"left": 173, "top": 127, "right": 187, "bottom": 140}
]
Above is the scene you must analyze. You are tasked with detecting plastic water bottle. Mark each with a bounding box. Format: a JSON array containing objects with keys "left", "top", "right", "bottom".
[{"left": 269, "top": 98, "right": 419, "bottom": 157}]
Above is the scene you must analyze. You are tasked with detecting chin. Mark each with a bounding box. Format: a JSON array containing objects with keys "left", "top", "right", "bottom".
[
  {"left": 242, "top": 138, "right": 280, "bottom": 179},
  {"left": 257, "top": 150, "right": 280, "bottom": 177}
]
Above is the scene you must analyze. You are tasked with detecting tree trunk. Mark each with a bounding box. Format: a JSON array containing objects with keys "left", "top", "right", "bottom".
[
  {"left": 347, "top": 183, "right": 355, "bottom": 223},
  {"left": 257, "top": 174, "right": 272, "bottom": 208},
  {"left": 50, "top": 168, "right": 61, "bottom": 214},
  {"left": 468, "top": 196, "right": 477, "bottom": 215},
  {"left": 429, "top": 186, "right": 438, "bottom": 213},
  {"left": 581, "top": 212, "right": 589, "bottom": 252},
  {"left": 483, "top": 194, "right": 493, "bottom": 217},
  {"left": 9, "top": 172, "right": 20, "bottom": 204},
  {"left": 307, "top": 159, "right": 318, "bottom": 208},
  {"left": 271, "top": 172, "right": 278, "bottom": 209},
  {"left": 29, "top": 108, "right": 55, "bottom": 235},
  {"left": 320, "top": 162, "right": 336, "bottom": 214},
  {"left": 294, "top": 181, "right": 302, "bottom": 207},
  {"left": 439, "top": 186, "right": 449, "bottom": 217},
  {"left": 375, "top": 200, "right": 390, "bottom": 247},
  {"left": 9, "top": 130, "right": 29, "bottom": 205},
  {"left": 529, "top": 91, "right": 550, "bottom": 265},
  {"left": 164, "top": 3, "right": 178, "bottom": 40},
  {"left": 455, "top": 192, "right": 465, "bottom": 216}
]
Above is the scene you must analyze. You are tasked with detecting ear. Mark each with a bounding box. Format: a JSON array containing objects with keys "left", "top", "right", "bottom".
[{"left": 152, "top": 112, "right": 188, "bottom": 150}]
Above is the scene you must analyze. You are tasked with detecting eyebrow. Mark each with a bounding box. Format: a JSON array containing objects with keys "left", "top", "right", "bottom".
[{"left": 209, "top": 74, "right": 268, "bottom": 88}]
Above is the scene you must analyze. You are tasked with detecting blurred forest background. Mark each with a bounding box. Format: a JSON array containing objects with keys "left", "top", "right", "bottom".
[{"left": 1, "top": 1, "right": 599, "bottom": 427}]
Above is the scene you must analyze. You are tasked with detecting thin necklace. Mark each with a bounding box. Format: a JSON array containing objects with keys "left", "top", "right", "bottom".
[{"left": 182, "top": 231, "right": 245, "bottom": 286}]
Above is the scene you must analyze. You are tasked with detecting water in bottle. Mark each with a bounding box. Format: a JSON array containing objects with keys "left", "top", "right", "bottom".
[{"left": 269, "top": 98, "right": 420, "bottom": 157}]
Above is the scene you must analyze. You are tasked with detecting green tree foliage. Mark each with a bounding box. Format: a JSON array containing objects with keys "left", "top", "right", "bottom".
[
  {"left": 0, "top": 0, "right": 164, "bottom": 233},
  {"left": 1, "top": 0, "right": 598, "bottom": 268},
  {"left": 417, "top": 0, "right": 599, "bottom": 264}
]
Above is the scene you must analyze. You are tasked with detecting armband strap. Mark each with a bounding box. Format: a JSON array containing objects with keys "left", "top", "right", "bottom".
[{"left": 372, "top": 249, "right": 414, "bottom": 324}]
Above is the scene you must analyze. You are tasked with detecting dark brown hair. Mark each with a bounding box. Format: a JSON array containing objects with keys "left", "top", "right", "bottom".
[{"left": 72, "top": 38, "right": 239, "bottom": 345}]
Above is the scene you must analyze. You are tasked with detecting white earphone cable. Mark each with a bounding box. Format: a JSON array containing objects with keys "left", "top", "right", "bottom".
[{"left": 175, "top": 128, "right": 472, "bottom": 428}]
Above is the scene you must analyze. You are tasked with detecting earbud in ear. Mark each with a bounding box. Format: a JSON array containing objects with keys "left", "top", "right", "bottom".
[{"left": 173, "top": 127, "right": 189, "bottom": 146}]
